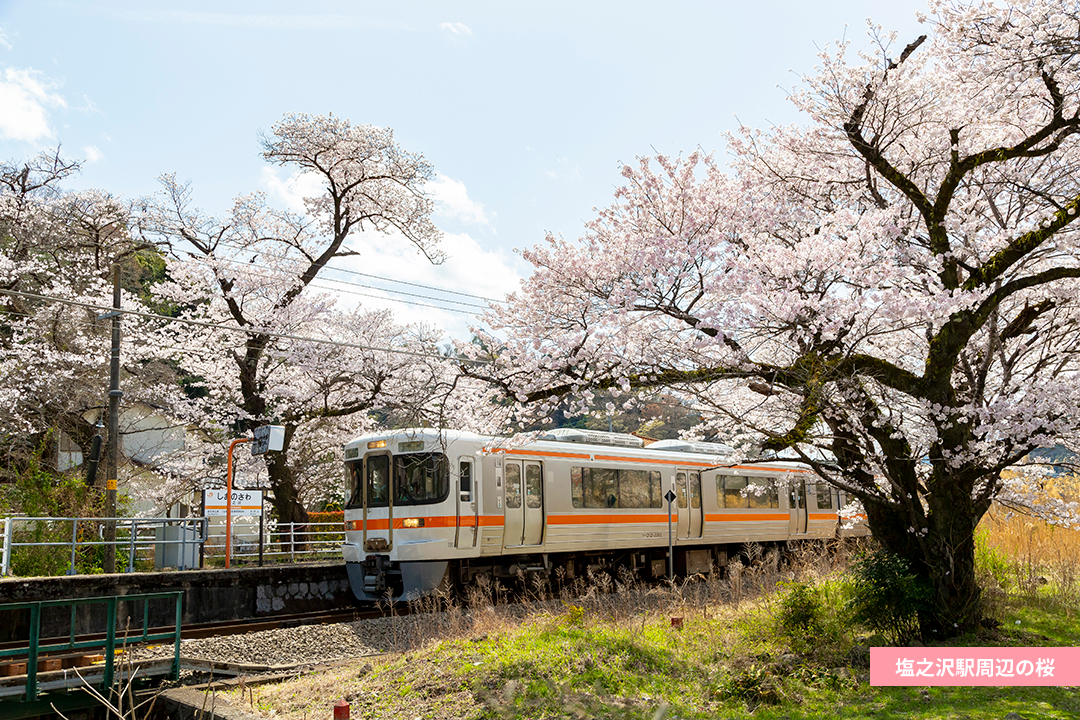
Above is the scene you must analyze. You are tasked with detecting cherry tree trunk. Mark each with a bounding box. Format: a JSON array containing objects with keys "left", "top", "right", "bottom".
[
  {"left": 263, "top": 425, "right": 310, "bottom": 548},
  {"left": 865, "top": 487, "right": 985, "bottom": 640}
]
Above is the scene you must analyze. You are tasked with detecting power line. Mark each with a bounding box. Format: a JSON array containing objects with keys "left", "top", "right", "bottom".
[
  {"left": 322, "top": 265, "right": 507, "bottom": 304},
  {"left": 306, "top": 280, "right": 483, "bottom": 313},
  {"left": 193, "top": 238, "right": 508, "bottom": 306},
  {"left": 175, "top": 252, "right": 491, "bottom": 314},
  {"left": 0, "top": 287, "right": 488, "bottom": 364}
]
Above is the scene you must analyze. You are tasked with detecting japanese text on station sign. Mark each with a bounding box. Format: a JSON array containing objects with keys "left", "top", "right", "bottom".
[{"left": 205, "top": 489, "right": 263, "bottom": 516}]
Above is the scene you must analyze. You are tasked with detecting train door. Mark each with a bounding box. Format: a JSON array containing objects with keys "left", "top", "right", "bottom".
[
  {"left": 503, "top": 459, "right": 545, "bottom": 547},
  {"left": 455, "top": 457, "right": 478, "bottom": 549},
  {"left": 362, "top": 451, "right": 393, "bottom": 548},
  {"left": 788, "top": 479, "right": 808, "bottom": 535},
  {"left": 675, "top": 469, "right": 703, "bottom": 539}
]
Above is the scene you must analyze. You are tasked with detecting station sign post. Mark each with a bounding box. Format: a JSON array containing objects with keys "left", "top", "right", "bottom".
[
  {"left": 665, "top": 489, "right": 677, "bottom": 580},
  {"left": 225, "top": 425, "right": 284, "bottom": 569}
]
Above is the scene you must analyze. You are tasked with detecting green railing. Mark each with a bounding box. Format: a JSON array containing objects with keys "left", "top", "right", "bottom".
[{"left": 0, "top": 592, "right": 182, "bottom": 710}]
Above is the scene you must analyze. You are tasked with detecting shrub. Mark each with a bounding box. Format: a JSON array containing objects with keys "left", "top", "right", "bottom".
[
  {"left": 845, "top": 550, "right": 930, "bottom": 645},
  {"left": 307, "top": 510, "right": 345, "bottom": 543},
  {"left": 777, "top": 581, "right": 825, "bottom": 653}
]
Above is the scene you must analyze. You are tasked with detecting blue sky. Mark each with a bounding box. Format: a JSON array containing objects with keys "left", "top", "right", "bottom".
[{"left": 0, "top": 1, "right": 926, "bottom": 340}]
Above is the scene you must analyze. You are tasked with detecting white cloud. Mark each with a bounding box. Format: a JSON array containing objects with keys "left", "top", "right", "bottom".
[
  {"left": 544, "top": 156, "right": 581, "bottom": 181},
  {"left": 260, "top": 167, "right": 325, "bottom": 213},
  {"left": 259, "top": 167, "right": 520, "bottom": 339},
  {"left": 0, "top": 68, "right": 66, "bottom": 142},
  {"left": 83, "top": 145, "right": 103, "bottom": 163},
  {"left": 320, "top": 229, "right": 524, "bottom": 342},
  {"left": 440, "top": 21, "right": 472, "bottom": 36},
  {"left": 0, "top": 27, "right": 12, "bottom": 51},
  {"left": 429, "top": 173, "right": 494, "bottom": 228},
  {"left": 264, "top": 167, "right": 494, "bottom": 231},
  {"left": 79, "top": 94, "right": 102, "bottom": 115}
]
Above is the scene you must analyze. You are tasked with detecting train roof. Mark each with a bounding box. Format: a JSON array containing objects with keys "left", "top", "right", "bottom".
[{"left": 343, "top": 428, "right": 814, "bottom": 475}]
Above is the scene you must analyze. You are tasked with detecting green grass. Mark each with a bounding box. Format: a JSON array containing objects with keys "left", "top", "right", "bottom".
[
  {"left": 229, "top": 589, "right": 1080, "bottom": 720},
  {"left": 220, "top": 535, "right": 1080, "bottom": 720}
]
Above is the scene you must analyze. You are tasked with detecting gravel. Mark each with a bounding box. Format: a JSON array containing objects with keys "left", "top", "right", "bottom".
[
  {"left": 176, "top": 622, "right": 383, "bottom": 667},
  {"left": 132, "top": 610, "right": 477, "bottom": 669}
]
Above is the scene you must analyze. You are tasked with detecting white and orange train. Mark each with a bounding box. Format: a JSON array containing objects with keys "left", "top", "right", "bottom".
[{"left": 341, "top": 428, "right": 864, "bottom": 601}]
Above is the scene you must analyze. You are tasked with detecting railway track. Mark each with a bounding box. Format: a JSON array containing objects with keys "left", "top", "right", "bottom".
[{"left": 0, "top": 606, "right": 384, "bottom": 663}]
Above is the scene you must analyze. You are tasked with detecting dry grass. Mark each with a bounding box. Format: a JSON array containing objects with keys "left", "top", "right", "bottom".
[
  {"left": 977, "top": 504, "right": 1080, "bottom": 606},
  {"left": 212, "top": 540, "right": 862, "bottom": 719},
  {"left": 204, "top": 531, "right": 1080, "bottom": 720}
]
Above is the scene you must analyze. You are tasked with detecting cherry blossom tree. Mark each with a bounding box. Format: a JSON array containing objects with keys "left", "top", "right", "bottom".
[
  {"left": 467, "top": 0, "right": 1080, "bottom": 637},
  {"left": 137, "top": 113, "right": 451, "bottom": 524},
  {"left": 0, "top": 151, "right": 175, "bottom": 482}
]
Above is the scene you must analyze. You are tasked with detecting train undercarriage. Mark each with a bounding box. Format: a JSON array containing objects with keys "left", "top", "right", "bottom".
[{"left": 347, "top": 542, "right": 788, "bottom": 603}]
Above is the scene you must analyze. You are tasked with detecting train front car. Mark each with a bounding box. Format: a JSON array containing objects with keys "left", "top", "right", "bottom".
[{"left": 342, "top": 429, "right": 481, "bottom": 601}]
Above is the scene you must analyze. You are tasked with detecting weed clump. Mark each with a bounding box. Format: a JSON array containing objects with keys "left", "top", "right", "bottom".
[
  {"left": 777, "top": 581, "right": 826, "bottom": 653},
  {"left": 845, "top": 549, "right": 930, "bottom": 645},
  {"left": 714, "top": 663, "right": 783, "bottom": 707}
]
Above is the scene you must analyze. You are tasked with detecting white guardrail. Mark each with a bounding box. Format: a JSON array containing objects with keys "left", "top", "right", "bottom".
[{"left": 0, "top": 517, "right": 344, "bottom": 577}]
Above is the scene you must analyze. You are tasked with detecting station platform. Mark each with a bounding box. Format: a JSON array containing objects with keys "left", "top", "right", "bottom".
[{"left": 0, "top": 561, "right": 354, "bottom": 640}]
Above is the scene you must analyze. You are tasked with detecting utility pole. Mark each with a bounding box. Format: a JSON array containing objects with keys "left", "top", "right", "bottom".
[{"left": 104, "top": 265, "right": 122, "bottom": 573}]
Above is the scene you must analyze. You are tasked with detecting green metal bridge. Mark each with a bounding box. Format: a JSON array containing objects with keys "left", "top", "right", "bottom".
[{"left": 0, "top": 592, "right": 182, "bottom": 719}]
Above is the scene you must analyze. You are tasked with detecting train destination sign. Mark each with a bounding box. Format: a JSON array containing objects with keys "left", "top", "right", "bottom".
[{"left": 205, "top": 489, "right": 263, "bottom": 516}]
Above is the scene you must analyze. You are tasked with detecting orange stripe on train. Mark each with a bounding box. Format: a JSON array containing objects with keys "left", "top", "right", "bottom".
[
  {"left": 548, "top": 513, "right": 670, "bottom": 525},
  {"left": 346, "top": 516, "right": 504, "bottom": 531},
  {"left": 347, "top": 511, "right": 838, "bottom": 533},
  {"left": 703, "top": 513, "right": 790, "bottom": 522}
]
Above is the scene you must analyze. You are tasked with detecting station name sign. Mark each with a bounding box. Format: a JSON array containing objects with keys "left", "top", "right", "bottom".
[{"left": 205, "top": 489, "right": 263, "bottom": 516}]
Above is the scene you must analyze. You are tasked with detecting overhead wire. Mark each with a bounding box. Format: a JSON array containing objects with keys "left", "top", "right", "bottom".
[
  {"left": 308, "top": 278, "right": 486, "bottom": 312},
  {"left": 185, "top": 238, "right": 507, "bottom": 310},
  {"left": 320, "top": 264, "right": 507, "bottom": 304},
  {"left": 0, "top": 322, "right": 472, "bottom": 394},
  {"left": 2, "top": 298, "right": 469, "bottom": 374},
  {"left": 165, "top": 253, "right": 487, "bottom": 315},
  {"left": 192, "top": 249, "right": 487, "bottom": 312},
  {"left": 0, "top": 320, "right": 474, "bottom": 402},
  {"left": 0, "top": 287, "right": 489, "bottom": 365}
]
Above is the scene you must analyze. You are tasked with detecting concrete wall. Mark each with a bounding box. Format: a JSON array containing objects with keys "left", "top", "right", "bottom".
[{"left": 0, "top": 562, "right": 353, "bottom": 642}]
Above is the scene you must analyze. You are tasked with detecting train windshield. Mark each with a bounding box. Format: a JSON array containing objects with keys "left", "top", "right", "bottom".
[{"left": 346, "top": 452, "right": 449, "bottom": 508}]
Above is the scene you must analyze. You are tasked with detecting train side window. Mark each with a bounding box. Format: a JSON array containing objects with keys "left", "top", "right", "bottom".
[
  {"left": 505, "top": 462, "right": 522, "bottom": 509},
  {"left": 570, "top": 466, "right": 664, "bottom": 508},
  {"left": 525, "top": 464, "right": 543, "bottom": 508},
  {"left": 815, "top": 482, "right": 834, "bottom": 509},
  {"left": 366, "top": 455, "right": 390, "bottom": 507},
  {"left": 346, "top": 461, "right": 363, "bottom": 508},
  {"left": 722, "top": 476, "right": 749, "bottom": 509},
  {"left": 459, "top": 460, "right": 472, "bottom": 502},
  {"left": 676, "top": 472, "right": 688, "bottom": 509},
  {"left": 746, "top": 477, "right": 778, "bottom": 509},
  {"left": 620, "top": 469, "right": 649, "bottom": 507},
  {"left": 689, "top": 471, "right": 701, "bottom": 509},
  {"left": 593, "top": 467, "right": 617, "bottom": 508}
]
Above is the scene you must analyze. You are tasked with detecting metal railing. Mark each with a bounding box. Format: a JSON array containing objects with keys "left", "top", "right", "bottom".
[
  {"left": 0, "top": 592, "right": 182, "bottom": 707},
  {"left": 203, "top": 521, "right": 345, "bottom": 565},
  {"left": 1, "top": 516, "right": 345, "bottom": 577},
  {"left": 1, "top": 517, "right": 206, "bottom": 577}
]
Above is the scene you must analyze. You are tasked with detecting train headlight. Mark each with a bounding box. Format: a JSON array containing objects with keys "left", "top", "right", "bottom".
[
  {"left": 402, "top": 518, "right": 424, "bottom": 528},
  {"left": 367, "top": 440, "right": 387, "bottom": 449}
]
